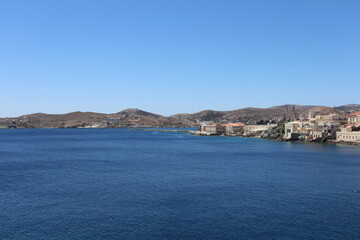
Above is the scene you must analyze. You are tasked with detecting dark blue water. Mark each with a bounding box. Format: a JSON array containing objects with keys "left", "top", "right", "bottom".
[{"left": 1, "top": 129, "right": 360, "bottom": 240}]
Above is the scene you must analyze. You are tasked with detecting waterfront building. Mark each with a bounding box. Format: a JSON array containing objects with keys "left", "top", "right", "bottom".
[
  {"left": 223, "top": 123, "right": 245, "bottom": 135},
  {"left": 336, "top": 124, "right": 360, "bottom": 143},
  {"left": 284, "top": 121, "right": 305, "bottom": 140},
  {"left": 200, "top": 122, "right": 257, "bottom": 136},
  {"left": 284, "top": 121, "right": 301, "bottom": 134},
  {"left": 284, "top": 120, "right": 313, "bottom": 135},
  {"left": 243, "top": 124, "right": 277, "bottom": 135},
  {"left": 200, "top": 123, "right": 226, "bottom": 135},
  {"left": 311, "top": 131, "right": 328, "bottom": 141}
]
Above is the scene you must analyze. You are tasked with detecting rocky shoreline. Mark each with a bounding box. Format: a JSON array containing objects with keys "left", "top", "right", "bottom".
[
  {"left": 1, "top": 126, "right": 359, "bottom": 146},
  {"left": 124, "top": 127, "right": 360, "bottom": 146}
]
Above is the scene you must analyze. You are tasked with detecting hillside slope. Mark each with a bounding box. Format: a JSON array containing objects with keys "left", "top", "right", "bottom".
[{"left": 1, "top": 104, "right": 359, "bottom": 129}]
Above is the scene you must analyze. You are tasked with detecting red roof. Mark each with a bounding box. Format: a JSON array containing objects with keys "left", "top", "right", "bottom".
[
  {"left": 345, "top": 124, "right": 360, "bottom": 128},
  {"left": 222, "top": 123, "right": 245, "bottom": 126},
  {"left": 349, "top": 112, "right": 360, "bottom": 116}
]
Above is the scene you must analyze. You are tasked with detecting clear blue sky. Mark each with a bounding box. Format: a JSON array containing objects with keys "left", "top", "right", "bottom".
[{"left": 1, "top": 0, "right": 359, "bottom": 117}]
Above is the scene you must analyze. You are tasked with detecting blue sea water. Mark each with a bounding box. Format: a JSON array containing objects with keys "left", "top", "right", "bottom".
[{"left": 1, "top": 129, "right": 360, "bottom": 240}]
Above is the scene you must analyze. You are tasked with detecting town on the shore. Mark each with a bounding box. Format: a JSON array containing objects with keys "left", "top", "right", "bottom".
[
  {"left": 1, "top": 105, "right": 360, "bottom": 145},
  {"left": 195, "top": 110, "right": 360, "bottom": 145}
]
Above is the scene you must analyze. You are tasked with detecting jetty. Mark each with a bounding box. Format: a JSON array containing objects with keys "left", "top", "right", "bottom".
[{"left": 126, "top": 128, "right": 194, "bottom": 133}]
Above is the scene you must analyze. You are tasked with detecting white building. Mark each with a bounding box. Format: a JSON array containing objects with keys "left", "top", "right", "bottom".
[
  {"left": 243, "top": 124, "right": 277, "bottom": 135},
  {"left": 336, "top": 124, "right": 360, "bottom": 143},
  {"left": 348, "top": 112, "right": 360, "bottom": 124}
]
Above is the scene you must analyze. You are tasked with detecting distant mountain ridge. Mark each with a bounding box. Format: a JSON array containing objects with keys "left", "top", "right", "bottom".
[
  {"left": 118, "top": 108, "right": 162, "bottom": 118},
  {"left": 1, "top": 104, "right": 359, "bottom": 129},
  {"left": 333, "top": 104, "right": 360, "bottom": 113},
  {"left": 172, "top": 105, "right": 345, "bottom": 124}
]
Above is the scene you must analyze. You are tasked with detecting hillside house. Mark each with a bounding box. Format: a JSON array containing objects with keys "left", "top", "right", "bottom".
[{"left": 348, "top": 112, "right": 360, "bottom": 124}]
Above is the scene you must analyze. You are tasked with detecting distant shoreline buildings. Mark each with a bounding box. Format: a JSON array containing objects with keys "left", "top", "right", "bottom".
[
  {"left": 198, "top": 111, "right": 360, "bottom": 144},
  {"left": 199, "top": 122, "right": 277, "bottom": 137},
  {"left": 1, "top": 105, "right": 360, "bottom": 145},
  {"left": 284, "top": 111, "right": 360, "bottom": 143}
]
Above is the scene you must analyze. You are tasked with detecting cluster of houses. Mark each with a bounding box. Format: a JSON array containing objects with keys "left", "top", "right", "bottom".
[
  {"left": 198, "top": 111, "right": 360, "bottom": 144},
  {"left": 284, "top": 111, "right": 360, "bottom": 143}
]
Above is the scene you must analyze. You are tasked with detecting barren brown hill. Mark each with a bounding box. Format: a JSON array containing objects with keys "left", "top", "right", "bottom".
[
  {"left": 0, "top": 109, "right": 194, "bottom": 129},
  {"left": 335, "top": 104, "right": 360, "bottom": 113},
  {"left": 1, "top": 104, "right": 359, "bottom": 129},
  {"left": 171, "top": 105, "right": 345, "bottom": 124}
]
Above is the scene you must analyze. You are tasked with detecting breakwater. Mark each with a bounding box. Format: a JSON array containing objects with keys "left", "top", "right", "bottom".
[{"left": 125, "top": 128, "right": 194, "bottom": 133}]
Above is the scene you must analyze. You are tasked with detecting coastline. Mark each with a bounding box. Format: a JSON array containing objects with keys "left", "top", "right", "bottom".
[
  {"left": 1, "top": 127, "right": 359, "bottom": 146},
  {"left": 120, "top": 128, "right": 360, "bottom": 146}
]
